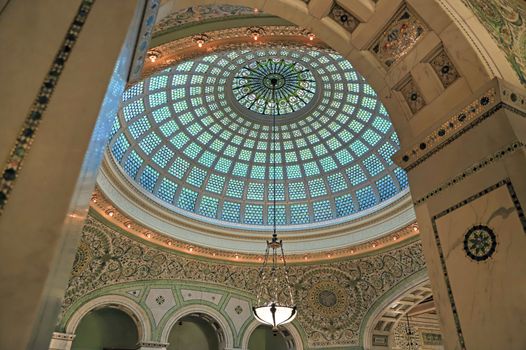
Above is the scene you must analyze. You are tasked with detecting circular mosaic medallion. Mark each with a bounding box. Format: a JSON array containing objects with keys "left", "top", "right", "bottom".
[
  {"left": 463, "top": 225, "right": 496, "bottom": 261},
  {"left": 232, "top": 58, "right": 316, "bottom": 116},
  {"left": 318, "top": 290, "right": 337, "bottom": 307},
  {"left": 307, "top": 280, "right": 350, "bottom": 318}
]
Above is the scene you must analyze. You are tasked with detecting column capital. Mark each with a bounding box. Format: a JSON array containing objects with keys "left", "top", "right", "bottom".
[
  {"left": 394, "top": 78, "right": 526, "bottom": 175},
  {"left": 48, "top": 332, "right": 75, "bottom": 350},
  {"left": 137, "top": 341, "right": 169, "bottom": 350}
]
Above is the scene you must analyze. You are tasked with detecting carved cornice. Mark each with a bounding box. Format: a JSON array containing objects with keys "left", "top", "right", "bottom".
[
  {"left": 141, "top": 25, "right": 328, "bottom": 80},
  {"left": 90, "top": 188, "right": 419, "bottom": 264},
  {"left": 396, "top": 80, "right": 526, "bottom": 172},
  {"left": 93, "top": 150, "right": 419, "bottom": 263}
]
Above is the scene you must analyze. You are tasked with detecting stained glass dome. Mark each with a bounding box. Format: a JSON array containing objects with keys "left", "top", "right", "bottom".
[
  {"left": 232, "top": 58, "right": 316, "bottom": 116},
  {"left": 109, "top": 47, "right": 408, "bottom": 229}
]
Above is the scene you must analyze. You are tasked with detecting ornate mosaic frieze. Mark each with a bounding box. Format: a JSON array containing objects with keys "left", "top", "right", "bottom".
[
  {"left": 399, "top": 77, "right": 426, "bottom": 114},
  {"left": 62, "top": 215, "right": 426, "bottom": 347},
  {"left": 462, "top": 0, "right": 526, "bottom": 86},
  {"left": 429, "top": 48, "right": 461, "bottom": 88},
  {"left": 370, "top": 7, "right": 427, "bottom": 68},
  {"left": 399, "top": 88, "right": 498, "bottom": 171},
  {"left": 153, "top": 5, "right": 262, "bottom": 35},
  {"left": 400, "top": 83, "right": 526, "bottom": 172},
  {"left": 329, "top": 3, "right": 360, "bottom": 34},
  {"left": 0, "top": 0, "right": 95, "bottom": 215},
  {"left": 142, "top": 26, "right": 327, "bottom": 79}
]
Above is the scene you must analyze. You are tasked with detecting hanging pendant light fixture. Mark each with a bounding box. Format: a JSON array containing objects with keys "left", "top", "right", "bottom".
[{"left": 252, "top": 74, "right": 297, "bottom": 331}]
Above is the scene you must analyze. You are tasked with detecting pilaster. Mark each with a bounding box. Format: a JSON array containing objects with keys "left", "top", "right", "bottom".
[
  {"left": 0, "top": 0, "right": 151, "bottom": 349},
  {"left": 48, "top": 332, "right": 75, "bottom": 350},
  {"left": 396, "top": 78, "right": 526, "bottom": 350}
]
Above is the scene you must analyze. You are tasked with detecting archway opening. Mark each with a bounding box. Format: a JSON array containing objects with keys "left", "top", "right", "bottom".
[
  {"left": 167, "top": 314, "right": 221, "bottom": 350},
  {"left": 248, "top": 325, "right": 294, "bottom": 350},
  {"left": 71, "top": 307, "right": 139, "bottom": 350}
]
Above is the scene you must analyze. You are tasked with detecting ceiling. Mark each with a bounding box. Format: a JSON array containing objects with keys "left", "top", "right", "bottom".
[{"left": 95, "top": 3, "right": 417, "bottom": 257}]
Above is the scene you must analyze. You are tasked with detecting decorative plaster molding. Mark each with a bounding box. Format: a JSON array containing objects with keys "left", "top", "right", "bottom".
[
  {"left": 128, "top": 0, "right": 160, "bottom": 82},
  {"left": 141, "top": 25, "right": 327, "bottom": 79},
  {"left": 398, "top": 81, "right": 526, "bottom": 172},
  {"left": 153, "top": 4, "right": 263, "bottom": 35},
  {"left": 60, "top": 218, "right": 426, "bottom": 347},
  {"left": 94, "top": 144, "right": 418, "bottom": 260},
  {"left": 369, "top": 6, "right": 428, "bottom": 68}
]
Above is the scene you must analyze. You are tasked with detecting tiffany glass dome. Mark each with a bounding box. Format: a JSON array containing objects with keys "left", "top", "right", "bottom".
[{"left": 108, "top": 47, "right": 408, "bottom": 230}]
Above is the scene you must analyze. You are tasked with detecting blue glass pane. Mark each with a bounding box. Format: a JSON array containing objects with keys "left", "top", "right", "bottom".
[
  {"left": 178, "top": 188, "right": 198, "bottom": 211},
  {"left": 244, "top": 204, "right": 263, "bottom": 225},
  {"left": 123, "top": 150, "right": 143, "bottom": 179},
  {"left": 313, "top": 200, "right": 332, "bottom": 222},
  {"left": 376, "top": 175, "right": 398, "bottom": 201},
  {"left": 140, "top": 166, "right": 159, "bottom": 192},
  {"left": 199, "top": 196, "right": 218, "bottom": 218},
  {"left": 222, "top": 201, "right": 241, "bottom": 222},
  {"left": 158, "top": 179, "right": 177, "bottom": 203},
  {"left": 335, "top": 194, "right": 354, "bottom": 217},
  {"left": 356, "top": 186, "right": 377, "bottom": 210},
  {"left": 112, "top": 133, "right": 129, "bottom": 162}
]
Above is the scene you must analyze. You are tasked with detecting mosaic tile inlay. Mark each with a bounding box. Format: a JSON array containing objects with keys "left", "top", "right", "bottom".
[
  {"left": 463, "top": 225, "right": 497, "bottom": 261},
  {"left": 462, "top": 0, "right": 526, "bottom": 86},
  {"left": 371, "top": 8, "right": 427, "bottom": 67},
  {"left": 0, "top": 0, "right": 95, "bottom": 215},
  {"left": 329, "top": 3, "right": 360, "bottom": 34},
  {"left": 429, "top": 48, "right": 460, "bottom": 88},
  {"left": 399, "top": 77, "right": 425, "bottom": 114}
]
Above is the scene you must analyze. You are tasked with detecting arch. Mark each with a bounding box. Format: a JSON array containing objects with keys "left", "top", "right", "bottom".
[
  {"left": 360, "top": 270, "right": 432, "bottom": 349},
  {"left": 155, "top": 0, "right": 516, "bottom": 150},
  {"left": 160, "top": 304, "right": 234, "bottom": 349},
  {"left": 64, "top": 295, "right": 152, "bottom": 343},
  {"left": 241, "top": 320, "right": 304, "bottom": 350}
]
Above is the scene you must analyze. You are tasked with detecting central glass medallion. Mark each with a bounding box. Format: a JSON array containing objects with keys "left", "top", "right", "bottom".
[{"left": 232, "top": 58, "right": 316, "bottom": 116}]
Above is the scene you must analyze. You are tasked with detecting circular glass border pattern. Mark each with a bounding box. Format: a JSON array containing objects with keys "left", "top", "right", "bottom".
[
  {"left": 232, "top": 57, "right": 317, "bottom": 117},
  {"left": 109, "top": 47, "right": 408, "bottom": 228}
]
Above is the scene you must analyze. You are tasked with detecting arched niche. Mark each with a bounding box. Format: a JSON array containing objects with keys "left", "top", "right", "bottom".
[
  {"left": 360, "top": 271, "right": 440, "bottom": 349},
  {"left": 167, "top": 314, "right": 220, "bottom": 350},
  {"left": 241, "top": 320, "right": 304, "bottom": 350},
  {"left": 64, "top": 295, "right": 152, "bottom": 343},
  {"left": 247, "top": 325, "right": 290, "bottom": 350},
  {"left": 71, "top": 307, "right": 139, "bottom": 350},
  {"left": 160, "top": 304, "right": 234, "bottom": 349}
]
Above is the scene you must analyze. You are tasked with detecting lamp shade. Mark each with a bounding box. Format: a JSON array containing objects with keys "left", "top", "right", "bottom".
[{"left": 253, "top": 302, "right": 297, "bottom": 330}]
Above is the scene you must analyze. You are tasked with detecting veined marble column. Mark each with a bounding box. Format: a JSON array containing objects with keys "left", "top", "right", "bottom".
[
  {"left": 137, "top": 341, "right": 169, "bottom": 350},
  {"left": 0, "top": 0, "right": 156, "bottom": 349},
  {"left": 48, "top": 332, "right": 75, "bottom": 350},
  {"left": 396, "top": 78, "right": 526, "bottom": 350}
]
